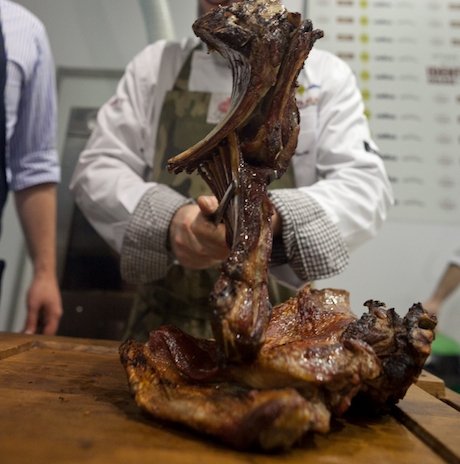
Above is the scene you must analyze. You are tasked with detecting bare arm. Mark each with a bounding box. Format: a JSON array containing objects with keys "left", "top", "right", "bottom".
[
  {"left": 14, "top": 183, "right": 62, "bottom": 334},
  {"left": 423, "top": 263, "right": 460, "bottom": 316}
]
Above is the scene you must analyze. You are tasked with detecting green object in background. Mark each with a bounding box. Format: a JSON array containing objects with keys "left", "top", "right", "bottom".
[
  {"left": 431, "top": 332, "right": 460, "bottom": 356},
  {"left": 426, "top": 333, "right": 460, "bottom": 393}
]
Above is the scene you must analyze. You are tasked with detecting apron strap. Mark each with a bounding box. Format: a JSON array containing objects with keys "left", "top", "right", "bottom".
[{"left": 172, "top": 44, "right": 200, "bottom": 92}]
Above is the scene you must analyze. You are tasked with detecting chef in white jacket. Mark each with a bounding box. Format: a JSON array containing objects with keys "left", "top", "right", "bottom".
[{"left": 70, "top": 0, "right": 393, "bottom": 340}]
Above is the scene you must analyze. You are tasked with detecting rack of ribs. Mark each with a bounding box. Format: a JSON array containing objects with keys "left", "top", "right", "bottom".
[{"left": 168, "top": 0, "right": 323, "bottom": 362}]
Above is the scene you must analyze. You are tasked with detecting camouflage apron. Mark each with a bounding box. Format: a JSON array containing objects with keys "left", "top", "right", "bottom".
[{"left": 125, "top": 48, "right": 296, "bottom": 342}]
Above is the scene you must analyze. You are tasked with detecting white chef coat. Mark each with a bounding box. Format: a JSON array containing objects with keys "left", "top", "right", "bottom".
[{"left": 70, "top": 37, "right": 393, "bottom": 287}]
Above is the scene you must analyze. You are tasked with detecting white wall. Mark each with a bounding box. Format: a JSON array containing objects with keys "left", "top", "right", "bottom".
[
  {"left": 2, "top": 0, "right": 459, "bottom": 342},
  {"left": 322, "top": 223, "right": 460, "bottom": 343}
]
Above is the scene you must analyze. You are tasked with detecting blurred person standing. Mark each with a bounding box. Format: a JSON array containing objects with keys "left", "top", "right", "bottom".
[{"left": 0, "top": 0, "right": 62, "bottom": 334}]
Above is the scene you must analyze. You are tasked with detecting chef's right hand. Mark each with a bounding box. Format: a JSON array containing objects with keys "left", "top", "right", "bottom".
[{"left": 169, "top": 196, "right": 229, "bottom": 269}]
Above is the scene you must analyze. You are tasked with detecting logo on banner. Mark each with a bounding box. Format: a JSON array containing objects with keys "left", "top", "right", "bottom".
[{"left": 427, "top": 67, "right": 460, "bottom": 85}]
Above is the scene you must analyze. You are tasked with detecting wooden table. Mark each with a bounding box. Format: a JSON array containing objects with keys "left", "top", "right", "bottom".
[{"left": 1, "top": 332, "right": 459, "bottom": 464}]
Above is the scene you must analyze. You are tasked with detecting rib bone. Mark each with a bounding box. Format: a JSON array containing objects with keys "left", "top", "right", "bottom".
[{"left": 168, "top": 0, "right": 323, "bottom": 362}]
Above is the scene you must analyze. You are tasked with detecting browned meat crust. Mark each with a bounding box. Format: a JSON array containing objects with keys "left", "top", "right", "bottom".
[
  {"left": 168, "top": 0, "right": 323, "bottom": 363},
  {"left": 120, "top": 287, "right": 436, "bottom": 450},
  {"left": 120, "top": 1, "right": 436, "bottom": 450}
]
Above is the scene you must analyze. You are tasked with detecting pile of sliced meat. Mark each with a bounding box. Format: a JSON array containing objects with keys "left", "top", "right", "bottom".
[
  {"left": 120, "top": 286, "right": 436, "bottom": 450},
  {"left": 120, "top": 0, "right": 436, "bottom": 451}
]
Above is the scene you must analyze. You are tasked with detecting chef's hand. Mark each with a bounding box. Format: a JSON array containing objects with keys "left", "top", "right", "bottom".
[
  {"left": 422, "top": 298, "right": 441, "bottom": 316},
  {"left": 169, "top": 196, "right": 229, "bottom": 269},
  {"left": 23, "top": 272, "right": 63, "bottom": 335}
]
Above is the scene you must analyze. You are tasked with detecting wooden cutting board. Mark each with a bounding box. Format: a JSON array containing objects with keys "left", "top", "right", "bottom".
[{"left": 0, "top": 332, "right": 459, "bottom": 464}]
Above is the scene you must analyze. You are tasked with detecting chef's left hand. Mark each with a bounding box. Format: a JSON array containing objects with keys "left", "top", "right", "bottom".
[{"left": 23, "top": 272, "right": 63, "bottom": 335}]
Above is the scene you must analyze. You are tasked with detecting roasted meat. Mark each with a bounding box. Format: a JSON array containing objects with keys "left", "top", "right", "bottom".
[
  {"left": 168, "top": 0, "right": 323, "bottom": 362},
  {"left": 120, "top": 286, "right": 436, "bottom": 450},
  {"left": 120, "top": 327, "right": 330, "bottom": 451},
  {"left": 120, "top": 0, "right": 437, "bottom": 451}
]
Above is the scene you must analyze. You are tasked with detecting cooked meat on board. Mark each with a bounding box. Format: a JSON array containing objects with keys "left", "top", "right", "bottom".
[
  {"left": 120, "top": 0, "right": 436, "bottom": 451},
  {"left": 120, "top": 286, "right": 436, "bottom": 450}
]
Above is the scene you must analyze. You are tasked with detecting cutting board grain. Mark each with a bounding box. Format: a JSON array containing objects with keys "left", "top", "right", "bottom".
[{"left": 0, "top": 332, "right": 458, "bottom": 464}]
